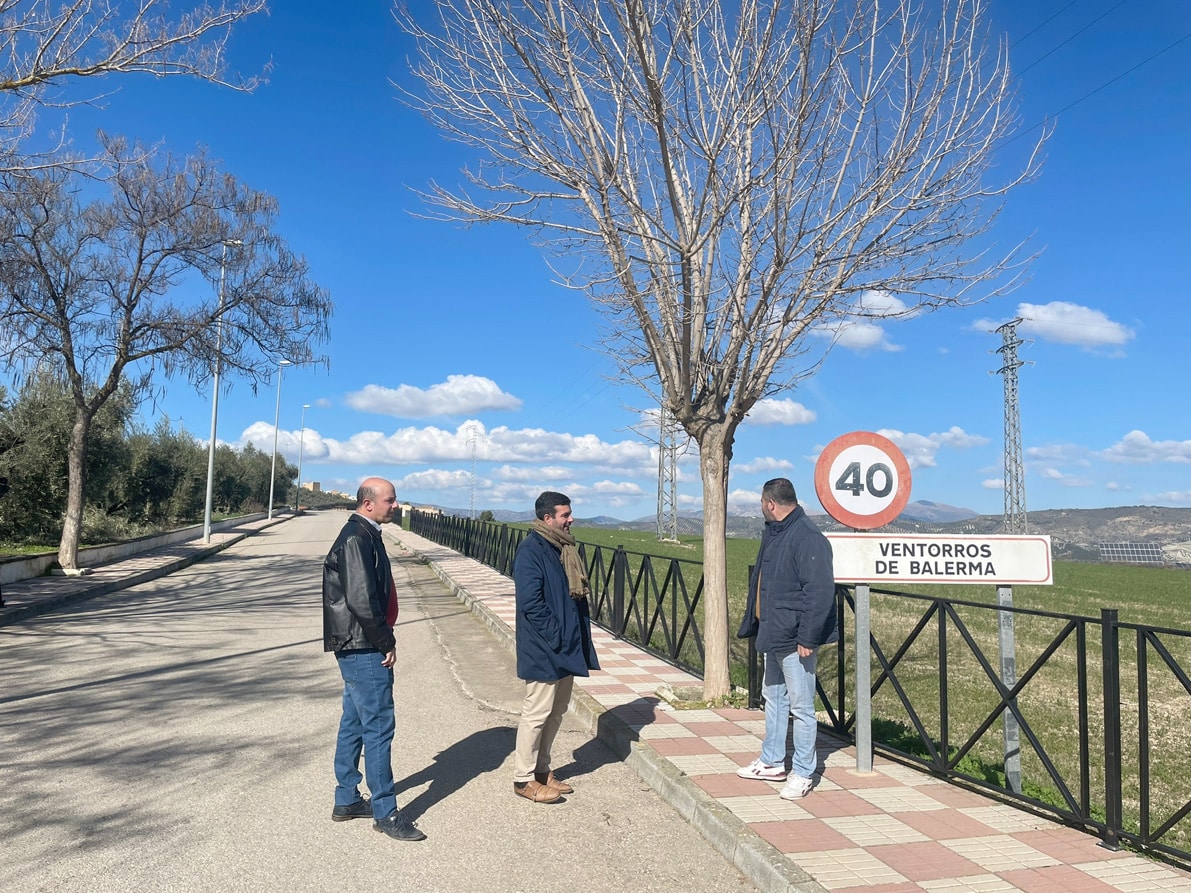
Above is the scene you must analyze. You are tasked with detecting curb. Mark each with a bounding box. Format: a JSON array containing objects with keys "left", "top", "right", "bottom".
[{"left": 397, "top": 535, "right": 826, "bottom": 893}]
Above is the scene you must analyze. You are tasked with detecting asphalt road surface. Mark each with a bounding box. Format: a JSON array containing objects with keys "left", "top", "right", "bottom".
[{"left": 0, "top": 511, "right": 755, "bottom": 893}]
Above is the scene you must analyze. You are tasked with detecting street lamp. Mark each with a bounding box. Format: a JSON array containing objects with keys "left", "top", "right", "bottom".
[
  {"left": 203, "top": 238, "right": 242, "bottom": 544},
  {"left": 267, "top": 359, "right": 293, "bottom": 520},
  {"left": 295, "top": 403, "right": 311, "bottom": 510}
]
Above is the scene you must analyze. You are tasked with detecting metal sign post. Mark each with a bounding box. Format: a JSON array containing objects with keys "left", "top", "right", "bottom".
[
  {"left": 997, "top": 584, "right": 1022, "bottom": 794},
  {"left": 815, "top": 431, "right": 914, "bottom": 775},
  {"left": 855, "top": 582, "right": 873, "bottom": 773}
]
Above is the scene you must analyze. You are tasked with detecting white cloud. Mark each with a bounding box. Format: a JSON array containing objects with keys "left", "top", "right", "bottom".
[
  {"left": 395, "top": 468, "right": 471, "bottom": 490},
  {"left": 878, "top": 426, "right": 990, "bottom": 469},
  {"left": 490, "top": 464, "right": 571, "bottom": 482},
  {"left": 238, "top": 420, "right": 654, "bottom": 473},
  {"left": 1025, "top": 443, "right": 1091, "bottom": 465},
  {"left": 837, "top": 320, "right": 902, "bottom": 351},
  {"left": 726, "top": 487, "right": 761, "bottom": 513},
  {"left": 588, "top": 480, "right": 644, "bottom": 496},
  {"left": 735, "top": 456, "right": 795, "bottom": 474},
  {"left": 976, "top": 302, "right": 1134, "bottom": 350},
  {"left": 745, "top": 399, "right": 816, "bottom": 426},
  {"left": 982, "top": 478, "right": 1004, "bottom": 490},
  {"left": 1156, "top": 490, "right": 1191, "bottom": 506},
  {"left": 812, "top": 290, "right": 915, "bottom": 352},
  {"left": 345, "top": 375, "right": 522, "bottom": 418},
  {"left": 1042, "top": 467, "right": 1093, "bottom": 487},
  {"left": 1102, "top": 430, "right": 1191, "bottom": 464},
  {"left": 1018, "top": 301, "right": 1134, "bottom": 348}
]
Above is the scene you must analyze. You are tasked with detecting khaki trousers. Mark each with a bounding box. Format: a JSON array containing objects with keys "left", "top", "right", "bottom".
[{"left": 513, "top": 675, "right": 575, "bottom": 783}]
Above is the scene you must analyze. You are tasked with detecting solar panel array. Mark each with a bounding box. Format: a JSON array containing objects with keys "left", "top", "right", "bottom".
[{"left": 1098, "top": 542, "right": 1165, "bottom": 565}]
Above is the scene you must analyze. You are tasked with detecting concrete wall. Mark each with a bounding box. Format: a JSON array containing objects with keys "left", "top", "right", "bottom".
[{"left": 0, "top": 513, "right": 268, "bottom": 585}]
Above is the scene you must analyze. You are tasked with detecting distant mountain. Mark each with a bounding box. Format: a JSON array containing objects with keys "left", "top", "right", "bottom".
[
  {"left": 421, "top": 503, "right": 1191, "bottom": 563},
  {"left": 899, "top": 500, "right": 979, "bottom": 523}
]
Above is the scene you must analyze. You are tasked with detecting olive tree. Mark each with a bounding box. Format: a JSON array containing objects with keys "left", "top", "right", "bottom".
[
  {"left": 1, "top": 0, "right": 267, "bottom": 170},
  {"left": 0, "top": 138, "right": 332, "bottom": 570},
  {"left": 399, "top": 0, "right": 1043, "bottom": 697}
]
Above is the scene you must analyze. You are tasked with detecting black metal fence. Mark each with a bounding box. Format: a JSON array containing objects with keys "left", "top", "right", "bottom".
[
  {"left": 409, "top": 511, "right": 1191, "bottom": 867},
  {"left": 410, "top": 511, "right": 706, "bottom": 673}
]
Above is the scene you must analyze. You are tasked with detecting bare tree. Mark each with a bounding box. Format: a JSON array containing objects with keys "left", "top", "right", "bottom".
[
  {"left": 0, "top": 137, "right": 332, "bottom": 570},
  {"left": 398, "top": 0, "right": 1044, "bottom": 698},
  {"left": 1, "top": 0, "right": 267, "bottom": 168}
]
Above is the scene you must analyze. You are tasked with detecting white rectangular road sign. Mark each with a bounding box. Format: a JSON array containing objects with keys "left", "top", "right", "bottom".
[{"left": 826, "top": 533, "right": 1053, "bottom": 585}]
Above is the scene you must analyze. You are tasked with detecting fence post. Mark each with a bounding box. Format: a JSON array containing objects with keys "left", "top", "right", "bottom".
[
  {"left": 612, "top": 546, "right": 627, "bottom": 637},
  {"left": 1101, "top": 607, "right": 1123, "bottom": 851}
]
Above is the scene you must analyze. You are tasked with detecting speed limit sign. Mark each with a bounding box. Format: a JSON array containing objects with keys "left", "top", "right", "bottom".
[{"left": 814, "top": 431, "right": 912, "bottom": 529}]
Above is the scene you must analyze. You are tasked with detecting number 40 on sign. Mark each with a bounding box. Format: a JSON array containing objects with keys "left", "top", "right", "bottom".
[{"left": 814, "top": 431, "right": 913, "bottom": 530}]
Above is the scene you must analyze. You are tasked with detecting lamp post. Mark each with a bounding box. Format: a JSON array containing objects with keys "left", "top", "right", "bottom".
[
  {"left": 267, "top": 359, "right": 293, "bottom": 520},
  {"left": 203, "top": 239, "right": 242, "bottom": 543},
  {"left": 295, "top": 403, "right": 310, "bottom": 510}
]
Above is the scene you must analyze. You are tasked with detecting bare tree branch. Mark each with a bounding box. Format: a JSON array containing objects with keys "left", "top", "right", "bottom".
[
  {"left": 398, "top": 0, "right": 1046, "bottom": 697},
  {"left": 0, "top": 136, "right": 331, "bottom": 569},
  {"left": 0, "top": 0, "right": 269, "bottom": 169}
]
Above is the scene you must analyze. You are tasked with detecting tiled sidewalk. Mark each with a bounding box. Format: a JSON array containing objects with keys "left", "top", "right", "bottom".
[{"left": 392, "top": 527, "right": 1191, "bottom": 893}]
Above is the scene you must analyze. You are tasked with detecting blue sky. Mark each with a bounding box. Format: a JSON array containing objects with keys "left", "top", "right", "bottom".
[{"left": 35, "top": 0, "right": 1191, "bottom": 520}]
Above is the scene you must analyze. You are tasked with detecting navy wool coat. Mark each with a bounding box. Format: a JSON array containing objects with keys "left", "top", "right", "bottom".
[{"left": 513, "top": 530, "right": 601, "bottom": 682}]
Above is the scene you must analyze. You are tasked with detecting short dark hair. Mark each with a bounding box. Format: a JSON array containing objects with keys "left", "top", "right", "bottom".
[
  {"left": 534, "top": 490, "right": 571, "bottom": 520},
  {"left": 356, "top": 482, "right": 379, "bottom": 508},
  {"left": 762, "top": 478, "right": 798, "bottom": 506}
]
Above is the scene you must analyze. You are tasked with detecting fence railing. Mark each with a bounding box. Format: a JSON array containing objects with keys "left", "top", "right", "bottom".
[
  {"left": 410, "top": 511, "right": 1191, "bottom": 867},
  {"left": 410, "top": 511, "right": 705, "bottom": 673}
]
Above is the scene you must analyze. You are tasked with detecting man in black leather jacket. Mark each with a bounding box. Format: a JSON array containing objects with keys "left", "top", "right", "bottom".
[{"left": 322, "top": 477, "right": 425, "bottom": 841}]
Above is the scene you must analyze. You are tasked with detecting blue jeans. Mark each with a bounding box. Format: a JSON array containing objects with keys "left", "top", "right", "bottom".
[
  {"left": 334, "top": 650, "right": 397, "bottom": 819},
  {"left": 761, "top": 649, "right": 819, "bottom": 779}
]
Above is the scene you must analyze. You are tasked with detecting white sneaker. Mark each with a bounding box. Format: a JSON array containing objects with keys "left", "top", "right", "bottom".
[
  {"left": 736, "top": 758, "right": 787, "bottom": 781},
  {"left": 779, "top": 775, "right": 814, "bottom": 800}
]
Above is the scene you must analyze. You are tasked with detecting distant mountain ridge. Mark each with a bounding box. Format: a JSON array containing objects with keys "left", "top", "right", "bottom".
[{"left": 413, "top": 503, "right": 1191, "bottom": 561}]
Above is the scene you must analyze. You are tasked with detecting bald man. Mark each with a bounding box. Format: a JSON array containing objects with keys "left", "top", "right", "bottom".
[{"left": 322, "top": 477, "right": 425, "bottom": 841}]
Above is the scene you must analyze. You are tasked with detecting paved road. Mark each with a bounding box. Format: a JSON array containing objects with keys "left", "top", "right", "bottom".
[{"left": 0, "top": 512, "right": 754, "bottom": 893}]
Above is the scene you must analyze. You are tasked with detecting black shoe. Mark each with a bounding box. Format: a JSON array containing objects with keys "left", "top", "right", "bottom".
[
  {"left": 373, "top": 811, "right": 427, "bottom": 842},
  {"left": 331, "top": 797, "right": 372, "bottom": 822}
]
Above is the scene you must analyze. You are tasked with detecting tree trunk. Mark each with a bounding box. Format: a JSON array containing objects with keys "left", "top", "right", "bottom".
[
  {"left": 57, "top": 411, "right": 91, "bottom": 571},
  {"left": 697, "top": 426, "right": 733, "bottom": 701}
]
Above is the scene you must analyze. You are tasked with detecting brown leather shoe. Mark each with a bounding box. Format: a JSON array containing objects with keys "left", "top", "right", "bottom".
[
  {"left": 514, "top": 780, "right": 562, "bottom": 803},
  {"left": 535, "top": 771, "right": 573, "bottom": 794}
]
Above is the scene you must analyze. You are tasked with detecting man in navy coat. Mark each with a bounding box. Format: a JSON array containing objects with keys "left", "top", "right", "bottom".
[{"left": 512, "top": 491, "right": 600, "bottom": 803}]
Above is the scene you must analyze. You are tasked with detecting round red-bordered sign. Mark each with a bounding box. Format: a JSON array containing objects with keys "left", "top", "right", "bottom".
[{"left": 814, "top": 431, "right": 912, "bottom": 529}]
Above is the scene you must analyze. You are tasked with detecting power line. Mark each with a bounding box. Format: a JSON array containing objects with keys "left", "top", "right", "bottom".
[
  {"left": 1046, "top": 31, "right": 1191, "bottom": 119},
  {"left": 1009, "top": 1, "right": 1081, "bottom": 49},
  {"left": 998, "top": 30, "right": 1191, "bottom": 150},
  {"left": 1015, "top": 0, "right": 1127, "bottom": 76}
]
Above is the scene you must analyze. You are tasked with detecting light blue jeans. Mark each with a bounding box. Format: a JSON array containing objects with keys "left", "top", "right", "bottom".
[
  {"left": 761, "top": 649, "right": 819, "bottom": 779},
  {"left": 334, "top": 650, "right": 397, "bottom": 820}
]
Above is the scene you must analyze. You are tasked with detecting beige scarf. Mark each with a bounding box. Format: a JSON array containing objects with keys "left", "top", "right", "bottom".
[{"left": 531, "top": 520, "right": 590, "bottom": 600}]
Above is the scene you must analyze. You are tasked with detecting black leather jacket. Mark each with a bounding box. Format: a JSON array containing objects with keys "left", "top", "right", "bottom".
[{"left": 322, "top": 513, "right": 397, "bottom": 653}]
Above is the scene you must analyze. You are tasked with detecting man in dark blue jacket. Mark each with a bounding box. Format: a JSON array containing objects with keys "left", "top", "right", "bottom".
[
  {"left": 735, "top": 478, "right": 836, "bottom": 800},
  {"left": 512, "top": 491, "right": 600, "bottom": 803},
  {"left": 322, "top": 477, "right": 425, "bottom": 841}
]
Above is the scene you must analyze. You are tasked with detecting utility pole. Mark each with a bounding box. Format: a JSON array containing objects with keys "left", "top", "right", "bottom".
[
  {"left": 994, "top": 318, "right": 1029, "bottom": 533},
  {"left": 656, "top": 401, "right": 678, "bottom": 541},
  {"left": 467, "top": 425, "right": 481, "bottom": 520}
]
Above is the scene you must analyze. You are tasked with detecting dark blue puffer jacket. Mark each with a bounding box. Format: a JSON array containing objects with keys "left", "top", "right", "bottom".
[{"left": 736, "top": 505, "right": 837, "bottom": 654}]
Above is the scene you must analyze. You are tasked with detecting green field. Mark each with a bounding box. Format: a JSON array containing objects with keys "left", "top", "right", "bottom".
[{"left": 569, "top": 524, "right": 1191, "bottom": 853}]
